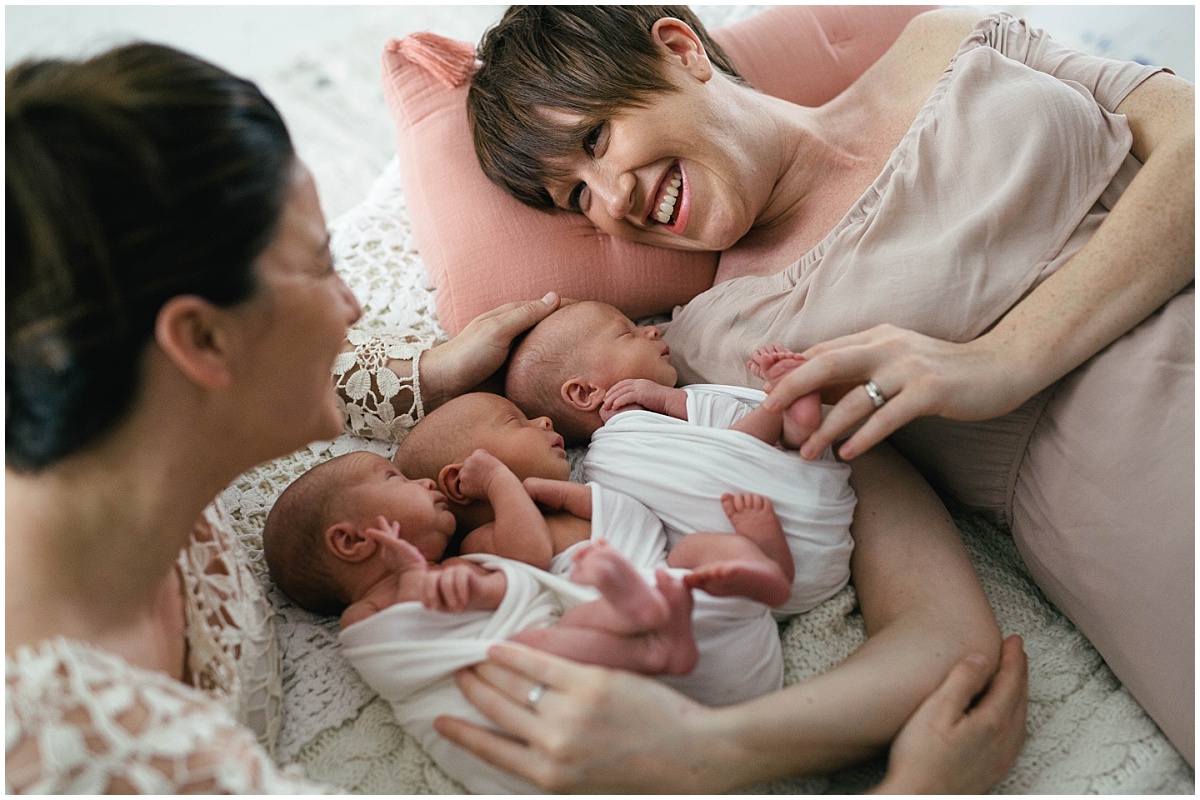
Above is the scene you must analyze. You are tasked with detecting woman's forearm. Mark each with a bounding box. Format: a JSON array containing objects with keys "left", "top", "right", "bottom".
[
  {"left": 693, "top": 446, "right": 1002, "bottom": 787},
  {"left": 975, "top": 72, "right": 1194, "bottom": 402}
]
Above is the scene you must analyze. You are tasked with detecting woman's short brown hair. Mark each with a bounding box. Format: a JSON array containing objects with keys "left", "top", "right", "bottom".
[{"left": 468, "top": 5, "right": 743, "bottom": 210}]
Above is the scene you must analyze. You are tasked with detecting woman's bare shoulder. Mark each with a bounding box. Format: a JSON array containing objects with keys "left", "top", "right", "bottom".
[{"left": 868, "top": 8, "right": 986, "bottom": 95}]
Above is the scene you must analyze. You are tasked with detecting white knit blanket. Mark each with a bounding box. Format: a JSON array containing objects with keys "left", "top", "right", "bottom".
[{"left": 218, "top": 6, "right": 1193, "bottom": 794}]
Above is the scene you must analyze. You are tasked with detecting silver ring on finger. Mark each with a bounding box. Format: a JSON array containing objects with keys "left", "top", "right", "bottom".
[
  {"left": 863, "top": 380, "right": 887, "bottom": 409},
  {"left": 526, "top": 682, "right": 548, "bottom": 712}
]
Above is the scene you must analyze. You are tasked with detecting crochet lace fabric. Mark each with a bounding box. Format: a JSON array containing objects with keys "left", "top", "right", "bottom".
[
  {"left": 178, "top": 500, "right": 283, "bottom": 757},
  {"left": 5, "top": 639, "right": 329, "bottom": 794}
]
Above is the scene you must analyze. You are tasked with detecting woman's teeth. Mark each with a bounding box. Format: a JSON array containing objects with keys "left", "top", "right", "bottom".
[{"left": 655, "top": 170, "right": 682, "bottom": 225}]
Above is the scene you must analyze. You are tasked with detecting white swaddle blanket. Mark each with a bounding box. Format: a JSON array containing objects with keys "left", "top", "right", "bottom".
[
  {"left": 339, "top": 554, "right": 585, "bottom": 794},
  {"left": 552, "top": 483, "right": 783, "bottom": 708},
  {"left": 340, "top": 486, "right": 786, "bottom": 793},
  {"left": 584, "top": 385, "right": 857, "bottom": 617}
]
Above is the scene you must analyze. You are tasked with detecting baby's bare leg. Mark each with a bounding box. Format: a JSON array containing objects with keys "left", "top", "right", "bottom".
[
  {"left": 670, "top": 493, "right": 794, "bottom": 608},
  {"left": 513, "top": 552, "right": 698, "bottom": 675},
  {"left": 747, "top": 344, "right": 822, "bottom": 448}
]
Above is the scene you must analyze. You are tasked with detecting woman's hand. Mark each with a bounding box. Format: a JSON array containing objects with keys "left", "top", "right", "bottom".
[
  {"left": 761, "top": 325, "right": 1040, "bottom": 461},
  {"left": 872, "top": 635, "right": 1028, "bottom": 794},
  {"left": 434, "top": 643, "right": 729, "bottom": 793},
  {"left": 420, "top": 293, "right": 561, "bottom": 410}
]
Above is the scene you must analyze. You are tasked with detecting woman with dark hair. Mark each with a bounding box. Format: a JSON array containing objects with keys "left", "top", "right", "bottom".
[
  {"left": 457, "top": 3, "right": 1193, "bottom": 786},
  {"left": 4, "top": 42, "right": 562, "bottom": 791}
]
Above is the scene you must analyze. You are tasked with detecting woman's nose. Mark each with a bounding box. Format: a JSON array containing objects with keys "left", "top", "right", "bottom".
[
  {"left": 589, "top": 168, "right": 634, "bottom": 220},
  {"left": 338, "top": 273, "right": 363, "bottom": 325}
]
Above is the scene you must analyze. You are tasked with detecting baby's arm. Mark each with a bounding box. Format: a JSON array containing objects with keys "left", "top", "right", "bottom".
[
  {"left": 523, "top": 477, "right": 593, "bottom": 520},
  {"left": 342, "top": 524, "right": 507, "bottom": 627},
  {"left": 458, "top": 449, "right": 556, "bottom": 569},
  {"left": 601, "top": 379, "right": 689, "bottom": 421}
]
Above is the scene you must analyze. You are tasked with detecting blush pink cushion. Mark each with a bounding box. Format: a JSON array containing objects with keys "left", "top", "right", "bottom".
[{"left": 382, "top": 6, "right": 932, "bottom": 334}]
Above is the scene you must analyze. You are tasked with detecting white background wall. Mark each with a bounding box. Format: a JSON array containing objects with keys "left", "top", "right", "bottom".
[{"left": 6, "top": 5, "right": 1194, "bottom": 83}]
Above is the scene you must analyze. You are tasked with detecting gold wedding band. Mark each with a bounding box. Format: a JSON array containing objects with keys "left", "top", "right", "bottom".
[
  {"left": 526, "top": 682, "right": 547, "bottom": 711},
  {"left": 864, "top": 380, "right": 887, "bottom": 409}
]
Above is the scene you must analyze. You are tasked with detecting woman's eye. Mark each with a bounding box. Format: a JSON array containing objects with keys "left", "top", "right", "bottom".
[
  {"left": 569, "top": 182, "right": 588, "bottom": 212},
  {"left": 583, "top": 121, "right": 608, "bottom": 158},
  {"left": 583, "top": 124, "right": 602, "bottom": 154}
]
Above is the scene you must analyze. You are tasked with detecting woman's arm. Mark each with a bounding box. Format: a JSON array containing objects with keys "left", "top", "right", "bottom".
[
  {"left": 434, "top": 444, "right": 1009, "bottom": 791},
  {"left": 335, "top": 294, "right": 561, "bottom": 442},
  {"left": 766, "top": 70, "right": 1194, "bottom": 461}
]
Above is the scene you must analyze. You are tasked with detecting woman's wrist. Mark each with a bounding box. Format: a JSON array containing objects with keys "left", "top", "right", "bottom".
[
  {"left": 684, "top": 704, "right": 777, "bottom": 792},
  {"left": 413, "top": 342, "right": 457, "bottom": 413}
]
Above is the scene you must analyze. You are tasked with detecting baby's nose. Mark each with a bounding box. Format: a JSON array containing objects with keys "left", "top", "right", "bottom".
[
  {"left": 641, "top": 325, "right": 661, "bottom": 340},
  {"left": 533, "top": 416, "right": 553, "bottom": 430},
  {"left": 419, "top": 478, "right": 437, "bottom": 490}
]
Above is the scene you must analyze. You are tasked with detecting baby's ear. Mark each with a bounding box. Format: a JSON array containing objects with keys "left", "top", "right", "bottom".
[
  {"left": 438, "top": 463, "right": 472, "bottom": 505},
  {"left": 326, "top": 522, "right": 374, "bottom": 563},
  {"left": 562, "top": 377, "right": 605, "bottom": 412}
]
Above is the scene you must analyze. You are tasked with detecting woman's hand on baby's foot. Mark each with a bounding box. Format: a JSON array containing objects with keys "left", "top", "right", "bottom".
[{"left": 748, "top": 343, "right": 807, "bottom": 391}]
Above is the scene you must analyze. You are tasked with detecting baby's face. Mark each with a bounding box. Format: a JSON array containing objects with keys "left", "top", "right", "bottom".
[
  {"left": 569, "top": 302, "right": 677, "bottom": 390},
  {"left": 336, "top": 452, "right": 458, "bottom": 562},
  {"left": 458, "top": 393, "right": 571, "bottom": 481}
]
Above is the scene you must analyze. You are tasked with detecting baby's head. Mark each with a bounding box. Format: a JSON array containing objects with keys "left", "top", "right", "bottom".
[
  {"left": 263, "top": 451, "right": 457, "bottom": 615},
  {"left": 505, "top": 301, "right": 676, "bottom": 444},
  {"left": 394, "top": 392, "right": 571, "bottom": 501}
]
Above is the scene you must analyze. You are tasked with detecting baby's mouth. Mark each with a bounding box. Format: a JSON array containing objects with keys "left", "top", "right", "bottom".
[{"left": 651, "top": 164, "right": 682, "bottom": 226}]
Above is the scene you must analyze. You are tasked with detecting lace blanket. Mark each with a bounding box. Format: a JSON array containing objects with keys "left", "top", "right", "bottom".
[{"left": 217, "top": 7, "right": 1194, "bottom": 793}]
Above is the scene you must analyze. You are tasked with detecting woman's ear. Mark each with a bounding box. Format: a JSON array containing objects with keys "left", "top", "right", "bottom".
[
  {"left": 154, "top": 295, "right": 234, "bottom": 389},
  {"left": 651, "top": 17, "right": 713, "bottom": 82},
  {"left": 562, "top": 377, "right": 605, "bottom": 412},
  {"left": 326, "top": 522, "right": 374, "bottom": 563},
  {"left": 439, "top": 463, "right": 472, "bottom": 505}
]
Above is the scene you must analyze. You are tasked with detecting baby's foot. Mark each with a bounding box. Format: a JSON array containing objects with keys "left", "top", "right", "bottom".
[
  {"left": 683, "top": 560, "right": 791, "bottom": 608},
  {"left": 747, "top": 345, "right": 821, "bottom": 447},
  {"left": 571, "top": 541, "right": 669, "bottom": 629},
  {"left": 748, "top": 344, "right": 806, "bottom": 388},
  {"left": 647, "top": 569, "right": 699, "bottom": 675},
  {"left": 724, "top": 491, "right": 795, "bottom": 584}
]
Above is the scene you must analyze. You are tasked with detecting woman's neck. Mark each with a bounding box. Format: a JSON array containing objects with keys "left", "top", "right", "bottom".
[
  {"left": 756, "top": 92, "right": 875, "bottom": 233},
  {"left": 5, "top": 411, "right": 242, "bottom": 659}
]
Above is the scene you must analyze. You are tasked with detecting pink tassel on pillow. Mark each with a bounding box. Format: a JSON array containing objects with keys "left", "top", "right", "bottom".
[{"left": 386, "top": 32, "right": 477, "bottom": 87}]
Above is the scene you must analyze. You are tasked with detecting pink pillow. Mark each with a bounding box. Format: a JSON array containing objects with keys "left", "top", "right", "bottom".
[{"left": 382, "top": 6, "right": 932, "bottom": 335}]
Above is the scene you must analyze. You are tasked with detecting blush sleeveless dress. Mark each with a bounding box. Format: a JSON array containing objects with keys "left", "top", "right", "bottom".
[{"left": 661, "top": 13, "right": 1193, "bottom": 759}]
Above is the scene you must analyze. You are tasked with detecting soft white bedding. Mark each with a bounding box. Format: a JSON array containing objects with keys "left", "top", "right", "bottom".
[{"left": 218, "top": 5, "right": 1195, "bottom": 793}]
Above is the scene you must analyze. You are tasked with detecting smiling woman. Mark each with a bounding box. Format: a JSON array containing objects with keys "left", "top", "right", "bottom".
[{"left": 464, "top": 4, "right": 1195, "bottom": 777}]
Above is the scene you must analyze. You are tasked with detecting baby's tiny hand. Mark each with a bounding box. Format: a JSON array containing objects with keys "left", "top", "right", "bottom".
[
  {"left": 602, "top": 378, "right": 666, "bottom": 416},
  {"left": 458, "top": 449, "right": 512, "bottom": 499},
  {"left": 365, "top": 518, "right": 429, "bottom": 574}
]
